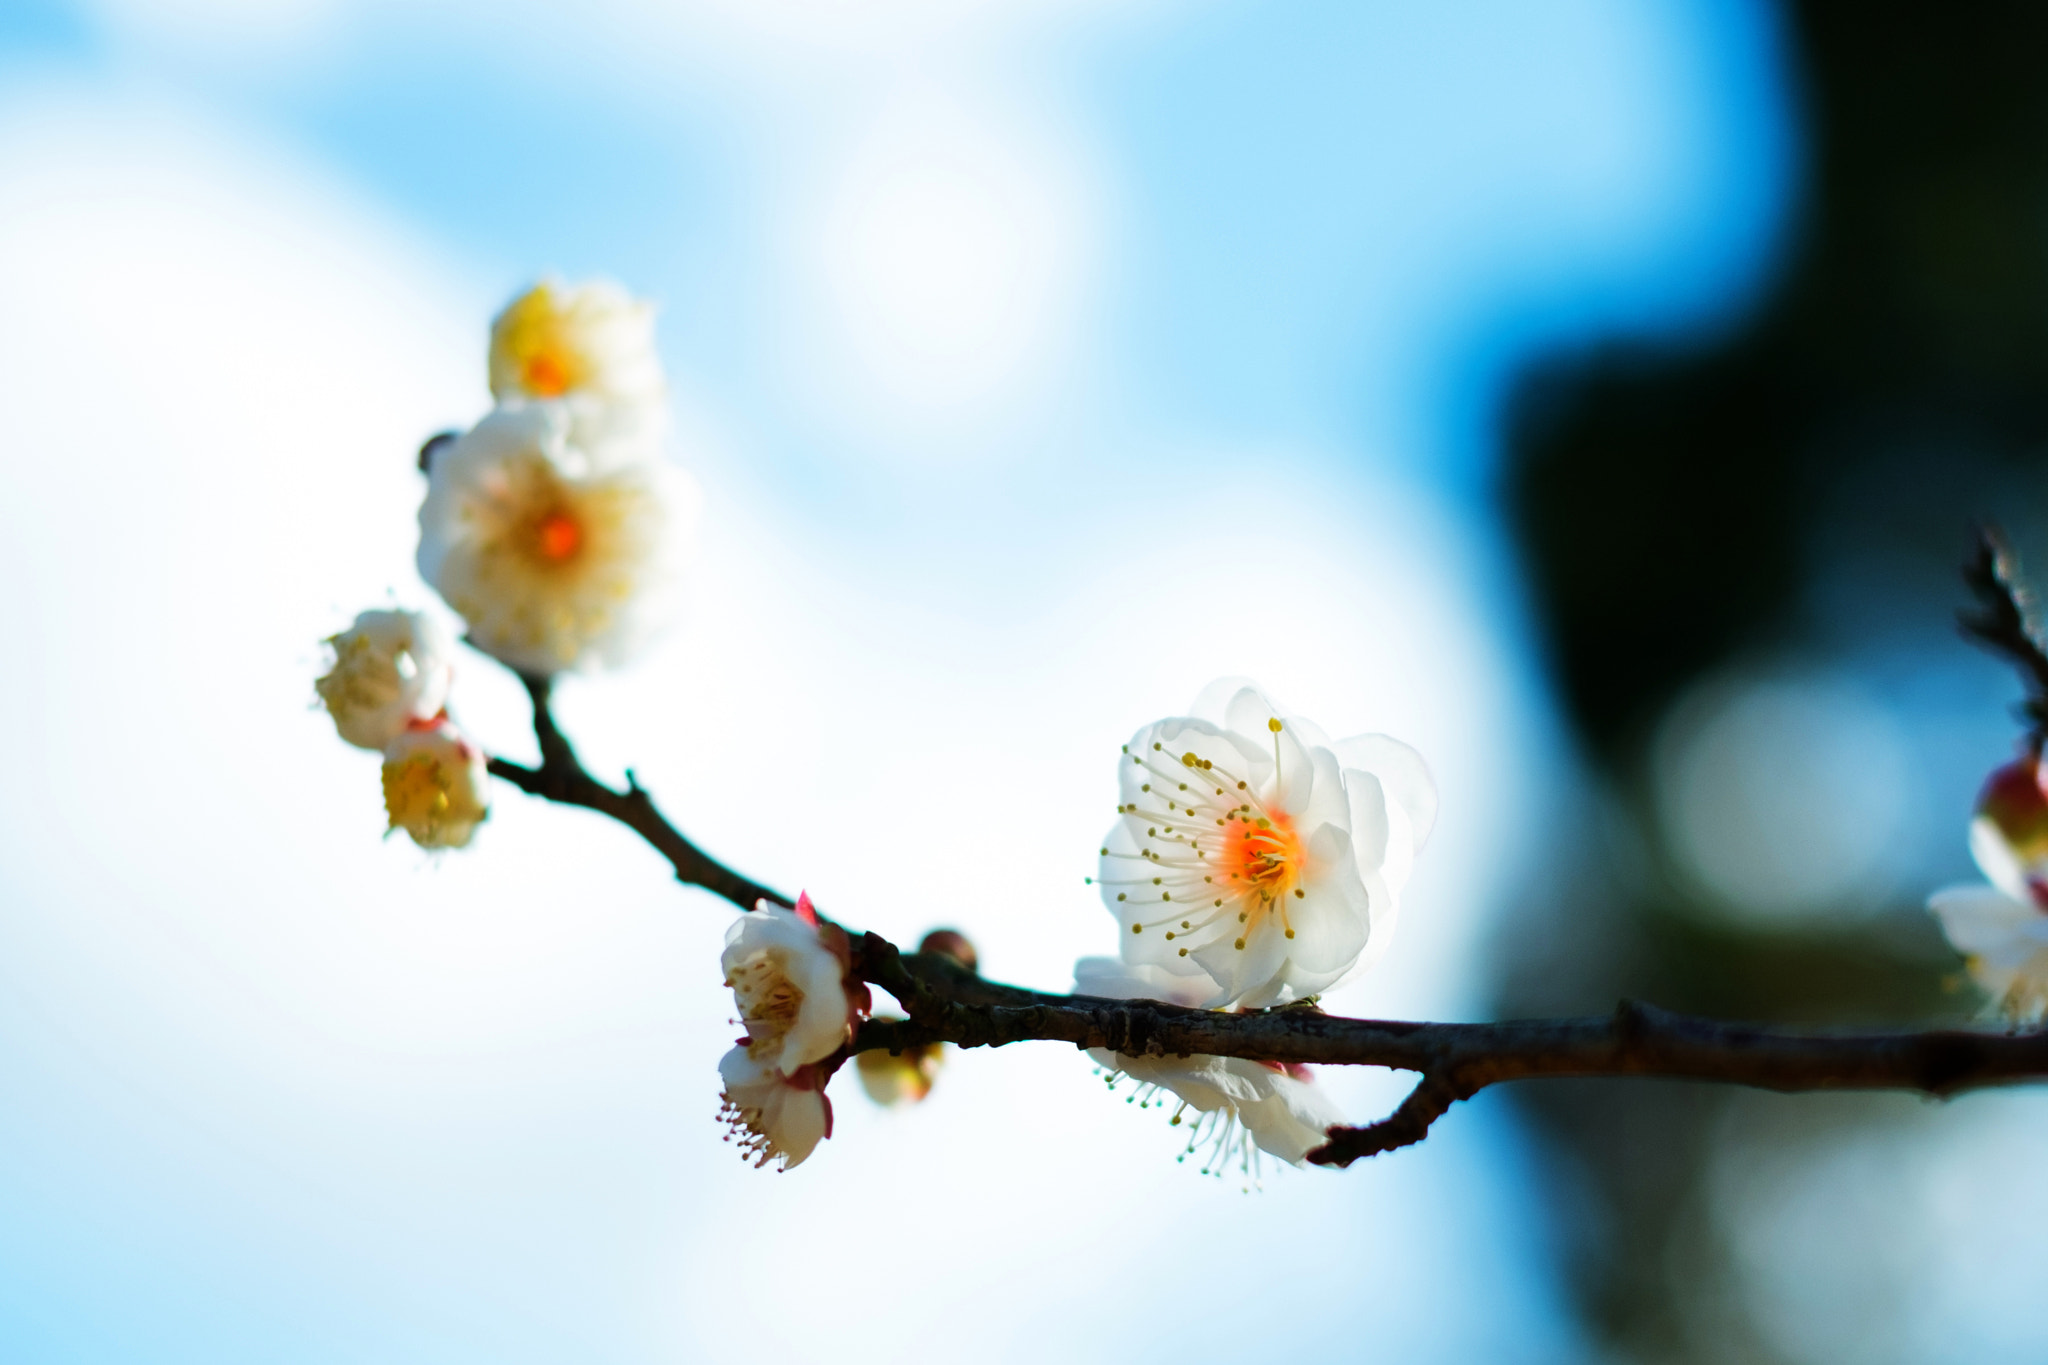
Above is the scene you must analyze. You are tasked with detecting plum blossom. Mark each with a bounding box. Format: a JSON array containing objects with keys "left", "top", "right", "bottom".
[
  {"left": 716, "top": 894, "right": 870, "bottom": 1170},
  {"left": 1075, "top": 957, "right": 1346, "bottom": 1179},
  {"left": 719, "top": 1051, "right": 833, "bottom": 1171},
  {"left": 380, "top": 720, "right": 490, "bottom": 849},
  {"left": 722, "top": 894, "right": 869, "bottom": 1075},
  {"left": 1096, "top": 679, "right": 1436, "bottom": 1008},
  {"left": 488, "top": 278, "right": 665, "bottom": 454},
  {"left": 315, "top": 608, "right": 456, "bottom": 750},
  {"left": 416, "top": 404, "right": 697, "bottom": 676},
  {"left": 1929, "top": 755, "right": 2048, "bottom": 1019}
]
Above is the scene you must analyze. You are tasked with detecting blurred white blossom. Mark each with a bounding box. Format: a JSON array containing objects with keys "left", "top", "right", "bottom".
[
  {"left": 379, "top": 720, "right": 490, "bottom": 850},
  {"left": 315, "top": 608, "right": 456, "bottom": 751},
  {"left": 416, "top": 404, "right": 696, "bottom": 676},
  {"left": 489, "top": 278, "right": 665, "bottom": 455},
  {"left": 1930, "top": 756, "right": 2048, "bottom": 1020},
  {"left": 1097, "top": 679, "right": 1436, "bottom": 1008},
  {"left": 1074, "top": 957, "right": 1345, "bottom": 1177}
]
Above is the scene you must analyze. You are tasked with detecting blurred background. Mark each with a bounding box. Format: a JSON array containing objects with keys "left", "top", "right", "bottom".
[{"left": 1, "top": 1, "right": 2043, "bottom": 1361}]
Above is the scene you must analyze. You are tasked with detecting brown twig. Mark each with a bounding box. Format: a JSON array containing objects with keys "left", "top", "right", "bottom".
[
  {"left": 484, "top": 673, "right": 792, "bottom": 912},
  {"left": 486, "top": 660, "right": 2048, "bottom": 1170}
]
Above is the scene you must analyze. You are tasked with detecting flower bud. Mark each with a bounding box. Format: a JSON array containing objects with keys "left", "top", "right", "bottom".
[
  {"left": 1971, "top": 756, "right": 2048, "bottom": 907},
  {"left": 316, "top": 609, "right": 455, "bottom": 751},
  {"left": 855, "top": 1028, "right": 944, "bottom": 1106},
  {"left": 381, "top": 722, "right": 490, "bottom": 849},
  {"left": 918, "top": 928, "right": 977, "bottom": 973}
]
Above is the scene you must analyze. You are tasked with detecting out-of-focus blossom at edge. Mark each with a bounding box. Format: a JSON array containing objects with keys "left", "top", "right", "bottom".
[{"left": 1929, "top": 756, "right": 2048, "bottom": 1020}]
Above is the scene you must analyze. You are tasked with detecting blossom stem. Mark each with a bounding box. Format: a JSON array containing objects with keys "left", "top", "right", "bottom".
[{"left": 485, "top": 671, "right": 793, "bottom": 912}]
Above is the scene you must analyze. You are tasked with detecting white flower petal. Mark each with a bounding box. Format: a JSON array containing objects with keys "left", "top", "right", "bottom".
[
  {"left": 1929, "top": 883, "right": 2038, "bottom": 955},
  {"left": 1331, "top": 732, "right": 1439, "bottom": 850},
  {"left": 718, "top": 1047, "right": 832, "bottom": 1171},
  {"left": 1238, "top": 1068, "right": 1346, "bottom": 1165},
  {"left": 1072, "top": 955, "right": 1216, "bottom": 1008},
  {"left": 722, "top": 905, "right": 856, "bottom": 1074}
]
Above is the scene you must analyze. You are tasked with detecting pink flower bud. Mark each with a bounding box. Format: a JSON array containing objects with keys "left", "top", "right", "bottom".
[{"left": 918, "top": 929, "right": 978, "bottom": 973}]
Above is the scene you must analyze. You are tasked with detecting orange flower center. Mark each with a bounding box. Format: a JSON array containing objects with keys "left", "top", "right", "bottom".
[
  {"left": 533, "top": 509, "right": 583, "bottom": 562},
  {"left": 1218, "top": 808, "right": 1304, "bottom": 904},
  {"left": 522, "top": 350, "right": 573, "bottom": 398}
]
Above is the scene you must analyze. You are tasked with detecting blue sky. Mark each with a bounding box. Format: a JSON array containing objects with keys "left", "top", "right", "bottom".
[{"left": 0, "top": 2, "right": 1808, "bottom": 1361}]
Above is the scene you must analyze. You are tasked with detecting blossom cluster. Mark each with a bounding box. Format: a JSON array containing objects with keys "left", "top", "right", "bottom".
[
  {"left": 317, "top": 279, "right": 694, "bottom": 848},
  {"left": 316, "top": 607, "right": 488, "bottom": 848},
  {"left": 423, "top": 281, "right": 697, "bottom": 677},
  {"left": 717, "top": 894, "right": 871, "bottom": 1170},
  {"left": 319, "top": 278, "right": 1461, "bottom": 1181}
]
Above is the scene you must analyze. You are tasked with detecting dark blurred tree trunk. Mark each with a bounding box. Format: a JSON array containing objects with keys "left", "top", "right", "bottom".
[{"left": 1497, "top": 2, "right": 2048, "bottom": 1359}]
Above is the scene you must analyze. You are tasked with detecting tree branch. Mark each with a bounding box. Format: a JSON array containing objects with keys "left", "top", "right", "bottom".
[
  {"left": 851, "top": 986, "right": 2048, "bottom": 1166},
  {"left": 483, "top": 673, "right": 792, "bottom": 912},
  {"left": 486, "top": 662, "right": 2048, "bottom": 1171}
]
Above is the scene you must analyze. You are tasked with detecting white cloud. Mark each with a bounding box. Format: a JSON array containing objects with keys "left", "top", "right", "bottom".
[{"left": 794, "top": 84, "right": 1101, "bottom": 447}]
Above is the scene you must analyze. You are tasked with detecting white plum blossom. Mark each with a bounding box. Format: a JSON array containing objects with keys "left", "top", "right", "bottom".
[
  {"left": 416, "top": 404, "right": 697, "bottom": 676},
  {"left": 380, "top": 720, "right": 490, "bottom": 849},
  {"left": 315, "top": 608, "right": 456, "bottom": 750},
  {"left": 1075, "top": 957, "right": 1346, "bottom": 1178},
  {"left": 719, "top": 1051, "right": 833, "bottom": 1171},
  {"left": 1096, "top": 679, "right": 1437, "bottom": 1008},
  {"left": 722, "top": 894, "right": 868, "bottom": 1075},
  {"left": 1929, "top": 755, "right": 2048, "bottom": 1020},
  {"left": 716, "top": 893, "right": 870, "bottom": 1171},
  {"left": 489, "top": 278, "right": 666, "bottom": 455}
]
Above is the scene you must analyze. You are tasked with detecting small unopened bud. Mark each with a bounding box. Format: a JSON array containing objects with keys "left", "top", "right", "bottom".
[
  {"left": 1972, "top": 755, "right": 2048, "bottom": 907},
  {"left": 855, "top": 1028, "right": 944, "bottom": 1106},
  {"left": 918, "top": 928, "right": 977, "bottom": 973},
  {"left": 381, "top": 721, "right": 490, "bottom": 849},
  {"left": 1977, "top": 757, "right": 2048, "bottom": 857},
  {"left": 316, "top": 609, "right": 456, "bottom": 751}
]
